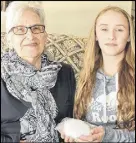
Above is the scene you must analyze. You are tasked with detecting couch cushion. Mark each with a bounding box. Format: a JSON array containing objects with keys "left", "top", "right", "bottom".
[{"left": 1, "top": 32, "right": 87, "bottom": 79}]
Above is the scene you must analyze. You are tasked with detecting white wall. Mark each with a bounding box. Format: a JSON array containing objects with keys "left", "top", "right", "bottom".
[
  {"left": 1, "top": 11, "right": 6, "bottom": 32},
  {"left": 1, "top": 1, "right": 132, "bottom": 37},
  {"left": 43, "top": 1, "right": 132, "bottom": 37}
]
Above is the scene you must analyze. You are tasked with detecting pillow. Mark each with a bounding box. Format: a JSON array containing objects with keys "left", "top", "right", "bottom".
[
  {"left": 1, "top": 32, "right": 87, "bottom": 79},
  {"left": 55, "top": 117, "right": 96, "bottom": 139},
  {"left": 45, "top": 34, "right": 87, "bottom": 79}
]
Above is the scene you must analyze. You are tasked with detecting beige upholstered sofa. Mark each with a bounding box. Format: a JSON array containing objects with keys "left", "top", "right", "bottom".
[{"left": 1, "top": 32, "right": 87, "bottom": 80}]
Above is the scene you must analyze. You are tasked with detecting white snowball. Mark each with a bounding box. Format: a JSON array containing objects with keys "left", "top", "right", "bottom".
[{"left": 64, "top": 119, "right": 91, "bottom": 139}]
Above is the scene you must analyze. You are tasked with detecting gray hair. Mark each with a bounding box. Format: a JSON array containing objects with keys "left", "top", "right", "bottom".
[{"left": 6, "top": 1, "right": 45, "bottom": 34}]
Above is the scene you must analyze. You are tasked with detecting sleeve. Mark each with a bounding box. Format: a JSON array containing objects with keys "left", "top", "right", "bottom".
[
  {"left": 1, "top": 134, "right": 14, "bottom": 143},
  {"left": 69, "top": 66, "right": 76, "bottom": 118},
  {"left": 102, "top": 126, "right": 135, "bottom": 142},
  {"left": 1, "top": 129, "right": 20, "bottom": 143},
  {"left": 1, "top": 79, "right": 28, "bottom": 143},
  {"left": 1, "top": 117, "right": 21, "bottom": 143}
]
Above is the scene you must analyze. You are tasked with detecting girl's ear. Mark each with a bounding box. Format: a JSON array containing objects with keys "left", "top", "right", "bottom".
[{"left": 127, "top": 36, "right": 130, "bottom": 42}]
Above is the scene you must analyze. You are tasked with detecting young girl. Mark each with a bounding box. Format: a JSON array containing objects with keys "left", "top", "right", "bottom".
[{"left": 73, "top": 6, "right": 135, "bottom": 142}]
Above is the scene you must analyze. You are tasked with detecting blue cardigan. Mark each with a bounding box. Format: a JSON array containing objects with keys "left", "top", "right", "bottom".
[{"left": 1, "top": 63, "right": 76, "bottom": 142}]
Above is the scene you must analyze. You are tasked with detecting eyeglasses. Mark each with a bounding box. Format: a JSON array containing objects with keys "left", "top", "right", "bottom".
[{"left": 9, "top": 25, "right": 45, "bottom": 35}]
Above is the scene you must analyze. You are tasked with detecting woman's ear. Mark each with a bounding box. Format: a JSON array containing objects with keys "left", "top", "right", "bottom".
[{"left": 44, "top": 32, "right": 48, "bottom": 44}]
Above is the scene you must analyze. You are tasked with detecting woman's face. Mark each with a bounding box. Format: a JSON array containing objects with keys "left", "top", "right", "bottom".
[
  {"left": 10, "top": 9, "right": 47, "bottom": 59},
  {"left": 95, "top": 10, "right": 130, "bottom": 57}
]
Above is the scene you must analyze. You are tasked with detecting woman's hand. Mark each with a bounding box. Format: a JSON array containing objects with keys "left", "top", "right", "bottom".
[
  {"left": 60, "top": 130, "right": 75, "bottom": 142},
  {"left": 56, "top": 123, "right": 75, "bottom": 142},
  {"left": 20, "top": 140, "right": 26, "bottom": 143},
  {"left": 76, "top": 126, "right": 105, "bottom": 142}
]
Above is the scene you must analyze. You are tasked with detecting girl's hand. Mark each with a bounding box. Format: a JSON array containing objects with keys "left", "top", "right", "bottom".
[{"left": 76, "top": 126, "right": 105, "bottom": 142}]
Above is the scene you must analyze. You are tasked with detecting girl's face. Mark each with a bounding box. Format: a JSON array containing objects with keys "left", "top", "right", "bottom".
[{"left": 96, "top": 10, "right": 130, "bottom": 57}]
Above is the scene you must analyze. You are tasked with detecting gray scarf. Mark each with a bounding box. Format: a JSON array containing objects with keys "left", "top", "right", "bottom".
[{"left": 1, "top": 49, "right": 62, "bottom": 142}]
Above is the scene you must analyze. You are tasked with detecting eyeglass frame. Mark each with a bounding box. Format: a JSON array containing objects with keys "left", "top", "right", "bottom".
[{"left": 8, "top": 24, "right": 45, "bottom": 35}]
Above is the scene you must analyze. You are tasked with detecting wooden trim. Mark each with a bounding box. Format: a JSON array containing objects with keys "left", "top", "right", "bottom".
[{"left": 1, "top": 1, "right": 6, "bottom": 11}]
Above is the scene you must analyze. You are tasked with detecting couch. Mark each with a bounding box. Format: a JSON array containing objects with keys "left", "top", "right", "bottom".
[{"left": 1, "top": 32, "right": 87, "bottom": 80}]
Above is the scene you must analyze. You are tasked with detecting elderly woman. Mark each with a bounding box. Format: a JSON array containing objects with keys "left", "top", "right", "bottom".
[{"left": 1, "top": 1, "right": 76, "bottom": 142}]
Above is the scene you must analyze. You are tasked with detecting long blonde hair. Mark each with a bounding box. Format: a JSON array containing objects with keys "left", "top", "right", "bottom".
[{"left": 74, "top": 6, "right": 135, "bottom": 130}]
